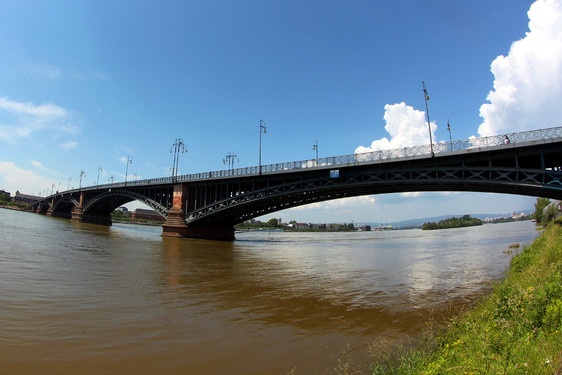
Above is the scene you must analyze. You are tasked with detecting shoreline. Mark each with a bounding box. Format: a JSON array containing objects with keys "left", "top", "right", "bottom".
[{"left": 366, "top": 219, "right": 562, "bottom": 374}]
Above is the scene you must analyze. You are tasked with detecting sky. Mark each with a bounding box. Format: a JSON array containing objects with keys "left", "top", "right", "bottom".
[{"left": 1, "top": 0, "right": 561, "bottom": 224}]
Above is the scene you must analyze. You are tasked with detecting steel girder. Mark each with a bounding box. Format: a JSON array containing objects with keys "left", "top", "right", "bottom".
[{"left": 184, "top": 142, "right": 562, "bottom": 226}]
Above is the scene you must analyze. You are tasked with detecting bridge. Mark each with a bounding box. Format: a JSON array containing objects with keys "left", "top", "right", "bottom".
[{"left": 33, "top": 126, "right": 562, "bottom": 240}]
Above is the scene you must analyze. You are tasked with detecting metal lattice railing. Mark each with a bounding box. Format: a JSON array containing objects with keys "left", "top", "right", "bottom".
[{"left": 66, "top": 126, "right": 562, "bottom": 193}]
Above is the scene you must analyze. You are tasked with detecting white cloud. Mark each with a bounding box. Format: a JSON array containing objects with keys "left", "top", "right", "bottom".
[
  {"left": 0, "top": 97, "right": 78, "bottom": 143},
  {"left": 400, "top": 192, "right": 422, "bottom": 198},
  {"left": 59, "top": 140, "right": 77, "bottom": 151},
  {"left": 478, "top": 0, "right": 562, "bottom": 136},
  {"left": 289, "top": 195, "right": 376, "bottom": 211},
  {"left": 30, "top": 160, "right": 43, "bottom": 168},
  {"left": 0, "top": 97, "right": 67, "bottom": 117},
  {"left": 0, "top": 160, "right": 54, "bottom": 196},
  {"left": 355, "top": 102, "right": 437, "bottom": 153},
  {"left": 26, "top": 63, "right": 62, "bottom": 80},
  {"left": 29, "top": 160, "right": 64, "bottom": 177}
]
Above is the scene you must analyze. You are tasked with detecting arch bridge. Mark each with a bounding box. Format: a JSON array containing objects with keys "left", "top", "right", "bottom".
[{"left": 33, "top": 126, "right": 562, "bottom": 240}]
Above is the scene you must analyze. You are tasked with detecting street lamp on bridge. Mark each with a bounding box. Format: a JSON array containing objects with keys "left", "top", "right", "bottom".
[
  {"left": 67, "top": 177, "right": 72, "bottom": 190},
  {"left": 422, "top": 81, "right": 434, "bottom": 157},
  {"left": 170, "top": 138, "right": 187, "bottom": 183},
  {"left": 447, "top": 119, "right": 453, "bottom": 151},
  {"left": 313, "top": 140, "right": 319, "bottom": 165},
  {"left": 108, "top": 175, "right": 115, "bottom": 184},
  {"left": 79, "top": 170, "right": 86, "bottom": 190},
  {"left": 124, "top": 157, "right": 132, "bottom": 186},
  {"left": 223, "top": 152, "right": 239, "bottom": 174},
  {"left": 259, "top": 119, "right": 267, "bottom": 175},
  {"left": 96, "top": 166, "right": 103, "bottom": 187}
]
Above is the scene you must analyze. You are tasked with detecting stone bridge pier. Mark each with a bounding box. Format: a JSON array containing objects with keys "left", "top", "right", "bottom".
[
  {"left": 162, "top": 184, "right": 235, "bottom": 241},
  {"left": 70, "top": 192, "right": 112, "bottom": 226}
]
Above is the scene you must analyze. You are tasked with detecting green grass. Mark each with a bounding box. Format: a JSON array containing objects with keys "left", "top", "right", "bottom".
[{"left": 365, "top": 218, "right": 562, "bottom": 374}]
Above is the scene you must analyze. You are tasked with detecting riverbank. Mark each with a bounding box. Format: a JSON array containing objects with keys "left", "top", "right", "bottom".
[{"left": 367, "top": 219, "right": 562, "bottom": 374}]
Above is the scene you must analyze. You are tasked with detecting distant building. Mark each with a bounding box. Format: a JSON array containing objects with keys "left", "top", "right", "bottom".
[
  {"left": 358, "top": 225, "right": 372, "bottom": 231},
  {"left": 12, "top": 191, "right": 42, "bottom": 205},
  {"left": 131, "top": 208, "right": 165, "bottom": 222},
  {"left": 116, "top": 206, "right": 128, "bottom": 213}
]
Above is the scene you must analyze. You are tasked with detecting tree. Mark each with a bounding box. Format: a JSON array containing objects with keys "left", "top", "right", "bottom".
[
  {"left": 0, "top": 191, "right": 10, "bottom": 202},
  {"left": 542, "top": 203, "right": 559, "bottom": 226},
  {"left": 534, "top": 198, "right": 551, "bottom": 225},
  {"left": 266, "top": 218, "right": 279, "bottom": 227}
]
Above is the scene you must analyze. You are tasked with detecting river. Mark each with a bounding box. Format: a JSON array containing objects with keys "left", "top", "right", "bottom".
[{"left": 0, "top": 208, "right": 539, "bottom": 374}]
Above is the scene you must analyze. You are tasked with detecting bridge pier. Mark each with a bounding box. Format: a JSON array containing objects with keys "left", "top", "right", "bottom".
[
  {"left": 71, "top": 192, "right": 85, "bottom": 222},
  {"left": 161, "top": 184, "right": 235, "bottom": 241},
  {"left": 46, "top": 198, "right": 55, "bottom": 216}
]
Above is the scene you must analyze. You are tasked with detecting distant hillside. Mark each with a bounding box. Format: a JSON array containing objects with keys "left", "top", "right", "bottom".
[{"left": 356, "top": 209, "right": 534, "bottom": 228}]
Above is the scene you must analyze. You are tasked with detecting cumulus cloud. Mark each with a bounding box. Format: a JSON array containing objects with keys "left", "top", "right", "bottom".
[
  {"left": 478, "top": 0, "right": 562, "bottom": 136},
  {"left": 355, "top": 102, "right": 437, "bottom": 153},
  {"left": 0, "top": 97, "right": 78, "bottom": 143}
]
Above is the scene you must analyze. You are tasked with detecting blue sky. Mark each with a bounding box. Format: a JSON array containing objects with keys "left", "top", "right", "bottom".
[{"left": 1, "top": 0, "right": 561, "bottom": 223}]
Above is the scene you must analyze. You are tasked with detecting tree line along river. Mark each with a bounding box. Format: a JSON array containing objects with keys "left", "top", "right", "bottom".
[{"left": 0, "top": 208, "right": 539, "bottom": 374}]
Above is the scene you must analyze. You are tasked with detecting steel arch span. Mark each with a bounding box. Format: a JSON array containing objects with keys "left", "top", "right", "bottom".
[
  {"left": 183, "top": 143, "right": 562, "bottom": 227},
  {"left": 31, "top": 126, "right": 562, "bottom": 240}
]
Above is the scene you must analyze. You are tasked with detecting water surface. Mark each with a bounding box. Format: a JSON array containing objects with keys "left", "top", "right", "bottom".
[{"left": 0, "top": 209, "right": 538, "bottom": 374}]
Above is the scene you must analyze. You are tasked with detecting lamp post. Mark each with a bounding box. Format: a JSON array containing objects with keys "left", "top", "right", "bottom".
[
  {"left": 124, "top": 157, "right": 132, "bottom": 186},
  {"left": 447, "top": 119, "right": 453, "bottom": 151},
  {"left": 67, "top": 177, "right": 72, "bottom": 190},
  {"left": 312, "top": 140, "right": 319, "bottom": 166},
  {"left": 79, "top": 170, "right": 86, "bottom": 190},
  {"left": 259, "top": 119, "right": 267, "bottom": 175},
  {"left": 223, "top": 152, "right": 239, "bottom": 174},
  {"left": 108, "top": 175, "right": 115, "bottom": 184},
  {"left": 170, "top": 138, "right": 187, "bottom": 183},
  {"left": 422, "top": 81, "right": 434, "bottom": 157},
  {"left": 96, "top": 166, "right": 103, "bottom": 187}
]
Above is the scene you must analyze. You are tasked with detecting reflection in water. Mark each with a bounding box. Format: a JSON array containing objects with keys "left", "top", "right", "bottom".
[{"left": 0, "top": 209, "right": 538, "bottom": 374}]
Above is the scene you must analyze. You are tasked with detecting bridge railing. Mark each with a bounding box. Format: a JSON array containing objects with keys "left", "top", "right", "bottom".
[{"left": 54, "top": 126, "right": 562, "bottom": 196}]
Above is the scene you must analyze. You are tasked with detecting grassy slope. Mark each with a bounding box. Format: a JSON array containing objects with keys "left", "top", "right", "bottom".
[{"left": 370, "top": 219, "right": 562, "bottom": 375}]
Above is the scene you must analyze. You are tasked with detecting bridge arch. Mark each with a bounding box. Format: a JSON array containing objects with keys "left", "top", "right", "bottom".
[{"left": 83, "top": 190, "right": 168, "bottom": 218}]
